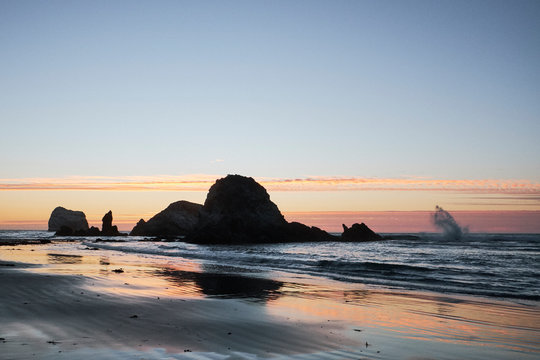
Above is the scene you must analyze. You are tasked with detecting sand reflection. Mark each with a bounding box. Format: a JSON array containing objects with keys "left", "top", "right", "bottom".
[
  {"left": 1, "top": 243, "right": 538, "bottom": 359},
  {"left": 267, "top": 288, "right": 540, "bottom": 353},
  {"left": 47, "top": 253, "right": 83, "bottom": 264}
]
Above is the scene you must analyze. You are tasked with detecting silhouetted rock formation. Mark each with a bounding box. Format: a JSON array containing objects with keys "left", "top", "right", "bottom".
[
  {"left": 52, "top": 209, "right": 124, "bottom": 236},
  {"left": 130, "top": 201, "right": 202, "bottom": 236},
  {"left": 87, "top": 226, "right": 101, "bottom": 236},
  {"left": 286, "top": 221, "right": 334, "bottom": 242},
  {"left": 55, "top": 225, "right": 75, "bottom": 236},
  {"left": 188, "top": 175, "right": 285, "bottom": 243},
  {"left": 53, "top": 174, "right": 382, "bottom": 243},
  {"left": 48, "top": 207, "right": 89, "bottom": 232},
  {"left": 341, "top": 223, "right": 383, "bottom": 242},
  {"left": 187, "top": 175, "right": 333, "bottom": 244},
  {"left": 101, "top": 210, "right": 120, "bottom": 236}
]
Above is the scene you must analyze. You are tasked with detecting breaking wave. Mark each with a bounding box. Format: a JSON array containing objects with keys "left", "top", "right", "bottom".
[{"left": 432, "top": 205, "right": 468, "bottom": 240}]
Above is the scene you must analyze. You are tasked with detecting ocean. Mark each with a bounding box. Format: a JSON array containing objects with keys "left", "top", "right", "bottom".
[{"left": 1, "top": 230, "right": 538, "bottom": 302}]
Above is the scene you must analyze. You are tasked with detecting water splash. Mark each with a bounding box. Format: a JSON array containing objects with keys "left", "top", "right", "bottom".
[{"left": 432, "top": 206, "right": 468, "bottom": 240}]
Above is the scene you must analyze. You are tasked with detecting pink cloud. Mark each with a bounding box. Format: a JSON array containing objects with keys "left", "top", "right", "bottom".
[{"left": 284, "top": 210, "right": 540, "bottom": 233}]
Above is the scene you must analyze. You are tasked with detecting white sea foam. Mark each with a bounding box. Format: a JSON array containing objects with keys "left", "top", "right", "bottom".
[{"left": 432, "top": 205, "right": 468, "bottom": 240}]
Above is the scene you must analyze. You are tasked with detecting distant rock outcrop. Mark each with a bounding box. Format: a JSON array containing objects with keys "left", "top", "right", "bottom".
[
  {"left": 341, "top": 223, "right": 383, "bottom": 242},
  {"left": 187, "top": 175, "right": 333, "bottom": 244},
  {"left": 54, "top": 174, "right": 383, "bottom": 243},
  {"left": 130, "top": 201, "right": 202, "bottom": 236},
  {"left": 48, "top": 207, "right": 89, "bottom": 232},
  {"left": 101, "top": 210, "right": 120, "bottom": 236},
  {"left": 51, "top": 208, "right": 124, "bottom": 236},
  {"left": 87, "top": 226, "right": 101, "bottom": 236},
  {"left": 285, "top": 221, "right": 334, "bottom": 242}
]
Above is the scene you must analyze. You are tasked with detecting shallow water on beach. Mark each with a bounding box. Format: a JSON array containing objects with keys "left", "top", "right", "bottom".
[
  {"left": 0, "top": 231, "right": 539, "bottom": 359},
  {"left": 3, "top": 230, "right": 536, "bottom": 300}
]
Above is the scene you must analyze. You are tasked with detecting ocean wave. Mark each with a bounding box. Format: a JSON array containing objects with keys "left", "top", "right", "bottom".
[{"left": 73, "top": 233, "right": 540, "bottom": 301}]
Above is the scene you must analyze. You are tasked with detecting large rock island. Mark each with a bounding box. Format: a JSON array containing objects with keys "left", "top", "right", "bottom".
[{"left": 185, "top": 175, "right": 339, "bottom": 244}]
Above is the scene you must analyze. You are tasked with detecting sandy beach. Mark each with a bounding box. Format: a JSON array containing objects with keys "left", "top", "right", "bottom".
[{"left": 1, "top": 241, "right": 539, "bottom": 360}]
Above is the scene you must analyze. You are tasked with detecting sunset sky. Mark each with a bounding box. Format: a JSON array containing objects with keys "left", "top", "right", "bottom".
[{"left": 1, "top": 1, "right": 539, "bottom": 232}]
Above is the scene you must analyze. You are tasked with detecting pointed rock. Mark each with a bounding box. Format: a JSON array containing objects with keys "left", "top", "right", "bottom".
[{"left": 101, "top": 210, "right": 120, "bottom": 236}]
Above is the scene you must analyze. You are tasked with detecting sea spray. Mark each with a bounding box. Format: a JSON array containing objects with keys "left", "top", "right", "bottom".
[{"left": 432, "top": 206, "right": 468, "bottom": 240}]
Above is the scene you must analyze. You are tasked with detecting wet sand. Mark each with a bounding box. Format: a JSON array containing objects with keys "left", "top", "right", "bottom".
[{"left": 1, "top": 242, "right": 539, "bottom": 360}]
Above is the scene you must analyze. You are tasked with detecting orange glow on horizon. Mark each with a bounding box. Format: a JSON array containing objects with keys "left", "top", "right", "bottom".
[
  {"left": 1, "top": 210, "right": 539, "bottom": 233},
  {"left": 0, "top": 175, "right": 539, "bottom": 194},
  {"left": 0, "top": 175, "right": 538, "bottom": 232}
]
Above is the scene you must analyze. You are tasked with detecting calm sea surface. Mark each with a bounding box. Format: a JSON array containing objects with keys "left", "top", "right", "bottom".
[{"left": 1, "top": 230, "right": 538, "bottom": 301}]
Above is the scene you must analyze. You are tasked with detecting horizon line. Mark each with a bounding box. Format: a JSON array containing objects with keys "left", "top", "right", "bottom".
[{"left": 2, "top": 209, "right": 539, "bottom": 233}]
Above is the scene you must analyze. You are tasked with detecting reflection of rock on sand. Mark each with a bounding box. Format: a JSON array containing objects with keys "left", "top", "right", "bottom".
[
  {"left": 47, "top": 253, "right": 83, "bottom": 264},
  {"left": 159, "top": 268, "right": 283, "bottom": 302}
]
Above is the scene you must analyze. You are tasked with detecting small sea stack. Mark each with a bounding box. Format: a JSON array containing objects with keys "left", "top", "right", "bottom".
[
  {"left": 341, "top": 223, "right": 383, "bottom": 242},
  {"left": 51, "top": 209, "right": 124, "bottom": 236},
  {"left": 101, "top": 210, "right": 121, "bottom": 236}
]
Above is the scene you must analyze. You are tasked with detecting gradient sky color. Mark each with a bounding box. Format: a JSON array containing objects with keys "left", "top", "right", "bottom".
[{"left": 1, "top": 1, "right": 539, "bottom": 232}]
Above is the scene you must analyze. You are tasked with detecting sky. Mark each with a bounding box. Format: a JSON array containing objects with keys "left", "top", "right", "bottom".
[{"left": 1, "top": 0, "right": 539, "bottom": 232}]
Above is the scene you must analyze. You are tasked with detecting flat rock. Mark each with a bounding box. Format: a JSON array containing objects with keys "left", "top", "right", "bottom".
[{"left": 48, "top": 207, "right": 89, "bottom": 232}]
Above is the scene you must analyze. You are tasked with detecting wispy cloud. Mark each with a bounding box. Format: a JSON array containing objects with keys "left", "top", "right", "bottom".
[
  {"left": 260, "top": 177, "right": 540, "bottom": 194},
  {"left": 0, "top": 174, "right": 219, "bottom": 191},
  {"left": 0, "top": 175, "right": 539, "bottom": 195}
]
